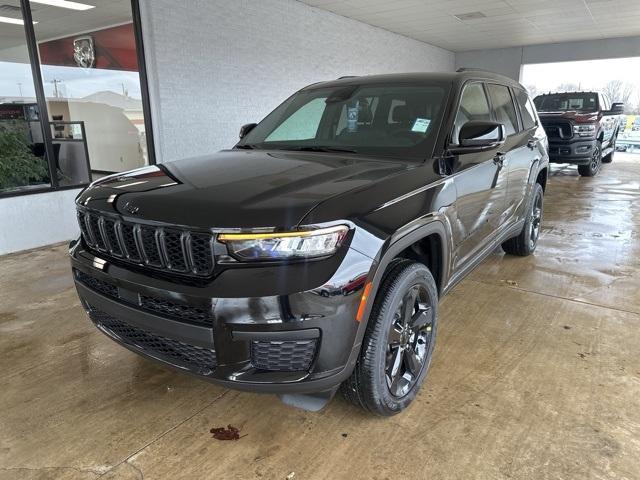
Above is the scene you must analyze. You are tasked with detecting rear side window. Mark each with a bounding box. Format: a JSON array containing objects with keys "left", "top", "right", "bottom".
[
  {"left": 453, "top": 83, "right": 491, "bottom": 144},
  {"left": 486, "top": 84, "right": 518, "bottom": 136},
  {"left": 515, "top": 89, "right": 537, "bottom": 130}
]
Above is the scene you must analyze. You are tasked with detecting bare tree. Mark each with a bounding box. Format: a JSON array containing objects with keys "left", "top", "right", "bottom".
[
  {"left": 555, "top": 82, "right": 581, "bottom": 92},
  {"left": 602, "top": 80, "right": 635, "bottom": 110},
  {"left": 525, "top": 84, "right": 539, "bottom": 98}
]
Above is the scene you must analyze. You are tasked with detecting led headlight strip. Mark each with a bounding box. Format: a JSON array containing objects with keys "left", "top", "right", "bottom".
[{"left": 218, "top": 225, "right": 349, "bottom": 260}]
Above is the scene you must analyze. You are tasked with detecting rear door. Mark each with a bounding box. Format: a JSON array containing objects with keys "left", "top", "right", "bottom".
[
  {"left": 449, "top": 82, "right": 508, "bottom": 271},
  {"left": 485, "top": 84, "right": 542, "bottom": 226}
]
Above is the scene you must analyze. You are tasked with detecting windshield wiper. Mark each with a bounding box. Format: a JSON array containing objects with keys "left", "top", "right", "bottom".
[
  {"left": 235, "top": 144, "right": 255, "bottom": 149},
  {"left": 287, "top": 146, "right": 358, "bottom": 153}
]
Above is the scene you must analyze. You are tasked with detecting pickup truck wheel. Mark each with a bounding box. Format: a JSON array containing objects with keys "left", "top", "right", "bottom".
[
  {"left": 578, "top": 141, "right": 602, "bottom": 176},
  {"left": 340, "top": 260, "right": 438, "bottom": 416},
  {"left": 502, "top": 182, "right": 544, "bottom": 256}
]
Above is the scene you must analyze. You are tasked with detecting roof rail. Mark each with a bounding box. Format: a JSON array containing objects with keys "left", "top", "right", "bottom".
[{"left": 337, "top": 75, "right": 359, "bottom": 79}]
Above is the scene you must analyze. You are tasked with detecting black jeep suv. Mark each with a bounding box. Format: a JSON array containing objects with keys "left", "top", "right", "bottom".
[{"left": 70, "top": 70, "right": 549, "bottom": 415}]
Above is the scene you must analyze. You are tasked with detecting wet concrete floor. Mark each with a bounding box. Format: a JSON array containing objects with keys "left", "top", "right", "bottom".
[{"left": 1, "top": 153, "right": 639, "bottom": 479}]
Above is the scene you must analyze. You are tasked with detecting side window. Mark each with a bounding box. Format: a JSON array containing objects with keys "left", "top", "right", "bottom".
[
  {"left": 453, "top": 83, "right": 491, "bottom": 144},
  {"left": 486, "top": 84, "right": 518, "bottom": 136},
  {"left": 515, "top": 88, "right": 537, "bottom": 130},
  {"left": 266, "top": 97, "right": 326, "bottom": 141}
]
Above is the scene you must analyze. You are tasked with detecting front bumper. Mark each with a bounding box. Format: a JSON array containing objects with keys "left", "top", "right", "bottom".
[
  {"left": 548, "top": 138, "right": 597, "bottom": 165},
  {"left": 70, "top": 240, "right": 375, "bottom": 394}
]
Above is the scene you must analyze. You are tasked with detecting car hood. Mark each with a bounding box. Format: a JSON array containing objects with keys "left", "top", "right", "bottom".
[
  {"left": 538, "top": 111, "right": 600, "bottom": 123},
  {"left": 76, "top": 149, "right": 414, "bottom": 229}
]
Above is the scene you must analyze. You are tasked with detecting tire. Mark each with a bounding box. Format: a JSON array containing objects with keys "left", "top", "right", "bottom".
[
  {"left": 602, "top": 135, "right": 616, "bottom": 164},
  {"left": 340, "top": 260, "right": 438, "bottom": 416},
  {"left": 502, "top": 182, "right": 544, "bottom": 257},
  {"left": 578, "top": 141, "right": 602, "bottom": 176}
]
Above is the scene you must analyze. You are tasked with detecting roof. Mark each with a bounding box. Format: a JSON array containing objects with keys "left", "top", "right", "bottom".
[
  {"left": 302, "top": 70, "right": 525, "bottom": 91},
  {"left": 536, "top": 91, "right": 599, "bottom": 96}
]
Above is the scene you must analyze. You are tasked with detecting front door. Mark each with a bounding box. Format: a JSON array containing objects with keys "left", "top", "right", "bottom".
[{"left": 448, "top": 82, "right": 508, "bottom": 271}]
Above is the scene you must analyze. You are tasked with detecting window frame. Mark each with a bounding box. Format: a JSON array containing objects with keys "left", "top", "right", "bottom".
[{"left": 0, "top": 0, "right": 155, "bottom": 200}]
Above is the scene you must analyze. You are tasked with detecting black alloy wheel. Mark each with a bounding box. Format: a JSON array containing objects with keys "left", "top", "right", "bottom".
[
  {"left": 502, "top": 182, "right": 544, "bottom": 256},
  {"left": 385, "top": 285, "right": 434, "bottom": 397},
  {"left": 340, "top": 260, "right": 438, "bottom": 416},
  {"left": 578, "top": 141, "right": 602, "bottom": 177},
  {"left": 528, "top": 187, "right": 543, "bottom": 251}
]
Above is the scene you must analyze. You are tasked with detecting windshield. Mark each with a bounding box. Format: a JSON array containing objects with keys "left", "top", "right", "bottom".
[
  {"left": 237, "top": 82, "right": 449, "bottom": 159},
  {"left": 534, "top": 93, "right": 598, "bottom": 112}
]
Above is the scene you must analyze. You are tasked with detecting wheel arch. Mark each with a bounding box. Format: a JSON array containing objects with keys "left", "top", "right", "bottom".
[
  {"left": 536, "top": 166, "right": 548, "bottom": 192},
  {"left": 364, "top": 219, "right": 450, "bottom": 318}
]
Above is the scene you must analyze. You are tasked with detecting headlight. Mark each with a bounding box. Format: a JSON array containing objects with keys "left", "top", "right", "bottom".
[
  {"left": 218, "top": 225, "right": 349, "bottom": 261},
  {"left": 573, "top": 124, "right": 596, "bottom": 137}
]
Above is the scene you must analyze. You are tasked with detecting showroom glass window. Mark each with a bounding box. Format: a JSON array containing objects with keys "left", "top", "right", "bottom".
[
  {"left": 32, "top": 0, "right": 150, "bottom": 185},
  {"left": 0, "top": 4, "right": 51, "bottom": 194},
  {"left": 0, "top": 0, "right": 151, "bottom": 198}
]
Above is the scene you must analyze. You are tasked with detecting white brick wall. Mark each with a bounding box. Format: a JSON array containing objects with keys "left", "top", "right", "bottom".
[{"left": 139, "top": 0, "right": 455, "bottom": 162}]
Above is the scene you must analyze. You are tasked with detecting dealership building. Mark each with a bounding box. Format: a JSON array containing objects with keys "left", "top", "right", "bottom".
[{"left": 2, "top": 0, "right": 639, "bottom": 255}]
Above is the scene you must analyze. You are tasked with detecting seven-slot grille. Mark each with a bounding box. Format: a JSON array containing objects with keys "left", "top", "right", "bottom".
[{"left": 77, "top": 209, "right": 214, "bottom": 276}]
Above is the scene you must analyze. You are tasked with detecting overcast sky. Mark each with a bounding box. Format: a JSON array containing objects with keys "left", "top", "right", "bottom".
[
  {"left": 522, "top": 57, "right": 640, "bottom": 100},
  {"left": 0, "top": 61, "right": 142, "bottom": 100}
]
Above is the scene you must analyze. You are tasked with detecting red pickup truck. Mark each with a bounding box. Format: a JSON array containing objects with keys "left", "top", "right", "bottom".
[{"left": 534, "top": 91, "right": 624, "bottom": 177}]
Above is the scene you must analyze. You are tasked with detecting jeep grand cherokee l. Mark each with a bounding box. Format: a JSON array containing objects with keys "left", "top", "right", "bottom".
[
  {"left": 70, "top": 70, "right": 549, "bottom": 416},
  {"left": 534, "top": 91, "right": 623, "bottom": 177}
]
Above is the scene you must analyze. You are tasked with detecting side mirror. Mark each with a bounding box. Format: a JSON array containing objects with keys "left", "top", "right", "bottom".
[
  {"left": 239, "top": 123, "right": 257, "bottom": 139},
  {"left": 450, "top": 120, "right": 505, "bottom": 154},
  {"left": 610, "top": 103, "right": 624, "bottom": 114}
]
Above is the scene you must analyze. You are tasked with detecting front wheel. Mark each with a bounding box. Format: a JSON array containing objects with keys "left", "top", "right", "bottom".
[
  {"left": 340, "top": 260, "right": 438, "bottom": 416},
  {"left": 502, "top": 182, "right": 544, "bottom": 256},
  {"left": 578, "top": 141, "right": 602, "bottom": 176}
]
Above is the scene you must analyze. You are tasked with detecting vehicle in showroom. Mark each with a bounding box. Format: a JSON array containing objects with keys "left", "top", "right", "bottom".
[
  {"left": 533, "top": 91, "right": 624, "bottom": 176},
  {"left": 70, "top": 70, "right": 549, "bottom": 415}
]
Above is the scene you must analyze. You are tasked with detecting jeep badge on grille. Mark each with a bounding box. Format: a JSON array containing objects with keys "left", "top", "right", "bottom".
[{"left": 124, "top": 202, "right": 139, "bottom": 215}]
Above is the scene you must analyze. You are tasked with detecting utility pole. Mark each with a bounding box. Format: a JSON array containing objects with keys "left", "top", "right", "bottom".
[{"left": 52, "top": 79, "right": 62, "bottom": 98}]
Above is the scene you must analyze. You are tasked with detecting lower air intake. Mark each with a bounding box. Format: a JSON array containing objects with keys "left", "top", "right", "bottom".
[
  {"left": 250, "top": 339, "right": 317, "bottom": 372},
  {"left": 88, "top": 307, "right": 217, "bottom": 374}
]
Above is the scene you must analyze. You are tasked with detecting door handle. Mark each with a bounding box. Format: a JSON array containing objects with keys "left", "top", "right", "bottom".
[
  {"left": 527, "top": 139, "right": 536, "bottom": 150},
  {"left": 493, "top": 152, "right": 506, "bottom": 167}
]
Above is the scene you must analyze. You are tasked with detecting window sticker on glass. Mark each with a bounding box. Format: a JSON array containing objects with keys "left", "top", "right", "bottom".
[{"left": 411, "top": 118, "right": 431, "bottom": 133}]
